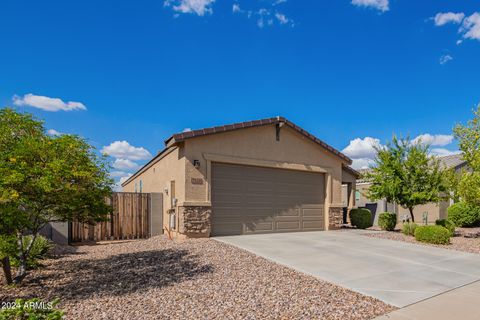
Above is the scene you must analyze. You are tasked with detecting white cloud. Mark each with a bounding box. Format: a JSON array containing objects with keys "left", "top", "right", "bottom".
[
  {"left": 461, "top": 12, "right": 480, "bottom": 41},
  {"left": 433, "top": 12, "right": 465, "bottom": 26},
  {"left": 342, "top": 137, "right": 382, "bottom": 159},
  {"left": 412, "top": 134, "right": 453, "bottom": 147},
  {"left": 13, "top": 94, "right": 86, "bottom": 112},
  {"left": 164, "top": 0, "right": 215, "bottom": 16},
  {"left": 430, "top": 148, "right": 461, "bottom": 157},
  {"left": 351, "top": 0, "right": 389, "bottom": 12},
  {"left": 351, "top": 158, "right": 376, "bottom": 170},
  {"left": 110, "top": 170, "right": 129, "bottom": 178},
  {"left": 102, "top": 141, "right": 152, "bottom": 161},
  {"left": 182, "top": 128, "right": 192, "bottom": 132},
  {"left": 119, "top": 174, "right": 133, "bottom": 184},
  {"left": 232, "top": 3, "right": 241, "bottom": 13},
  {"left": 439, "top": 54, "right": 453, "bottom": 65},
  {"left": 275, "top": 13, "right": 289, "bottom": 24},
  {"left": 112, "top": 158, "right": 141, "bottom": 171},
  {"left": 47, "top": 129, "right": 62, "bottom": 136},
  {"left": 113, "top": 173, "right": 134, "bottom": 191}
]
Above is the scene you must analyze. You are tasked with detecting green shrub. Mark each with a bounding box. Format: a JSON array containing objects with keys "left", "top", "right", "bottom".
[
  {"left": 9, "top": 235, "right": 53, "bottom": 269},
  {"left": 402, "top": 222, "right": 417, "bottom": 236},
  {"left": 349, "top": 208, "right": 373, "bottom": 229},
  {"left": 0, "top": 298, "right": 64, "bottom": 320},
  {"left": 435, "top": 219, "right": 456, "bottom": 236},
  {"left": 447, "top": 202, "right": 480, "bottom": 227},
  {"left": 378, "top": 212, "right": 397, "bottom": 231},
  {"left": 414, "top": 225, "right": 451, "bottom": 245}
]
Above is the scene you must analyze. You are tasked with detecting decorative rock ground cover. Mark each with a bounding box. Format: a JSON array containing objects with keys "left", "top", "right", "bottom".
[{"left": 1, "top": 236, "right": 395, "bottom": 320}]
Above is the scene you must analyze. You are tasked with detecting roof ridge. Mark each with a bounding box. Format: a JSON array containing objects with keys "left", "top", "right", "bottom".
[{"left": 164, "top": 116, "right": 352, "bottom": 164}]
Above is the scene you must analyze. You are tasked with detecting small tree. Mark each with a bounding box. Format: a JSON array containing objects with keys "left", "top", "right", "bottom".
[
  {"left": 365, "top": 137, "right": 447, "bottom": 222},
  {"left": 0, "top": 108, "right": 113, "bottom": 283},
  {"left": 452, "top": 105, "right": 480, "bottom": 206}
]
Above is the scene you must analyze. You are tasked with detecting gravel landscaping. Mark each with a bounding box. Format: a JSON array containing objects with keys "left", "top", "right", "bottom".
[
  {"left": 0, "top": 236, "right": 395, "bottom": 320},
  {"left": 365, "top": 230, "right": 480, "bottom": 254}
]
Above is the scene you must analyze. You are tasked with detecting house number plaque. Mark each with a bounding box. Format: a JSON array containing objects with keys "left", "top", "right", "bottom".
[{"left": 191, "top": 177, "right": 204, "bottom": 185}]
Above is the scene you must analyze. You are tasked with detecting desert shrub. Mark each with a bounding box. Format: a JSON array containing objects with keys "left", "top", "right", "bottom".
[
  {"left": 0, "top": 298, "right": 64, "bottom": 320},
  {"left": 9, "top": 235, "right": 53, "bottom": 269},
  {"left": 349, "top": 208, "right": 372, "bottom": 229},
  {"left": 447, "top": 202, "right": 480, "bottom": 227},
  {"left": 378, "top": 212, "right": 397, "bottom": 231},
  {"left": 402, "top": 222, "right": 417, "bottom": 236},
  {"left": 414, "top": 225, "right": 450, "bottom": 245},
  {"left": 435, "top": 219, "right": 456, "bottom": 236}
]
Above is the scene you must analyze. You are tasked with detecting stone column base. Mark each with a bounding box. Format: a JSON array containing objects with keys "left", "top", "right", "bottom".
[
  {"left": 178, "top": 206, "right": 212, "bottom": 238},
  {"left": 329, "top": 207, "right": 343, "bottom": 230}
]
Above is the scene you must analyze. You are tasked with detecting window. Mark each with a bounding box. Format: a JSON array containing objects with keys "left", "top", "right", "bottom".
[
  {"left": 134, "top": 182, "right": 137, "bottom": 193},
  {"left": 355, "top": 190, "right": 361, "bottom": 201},
  {"left": 139, "top": 180, "right": 143, "bottom": 193}
]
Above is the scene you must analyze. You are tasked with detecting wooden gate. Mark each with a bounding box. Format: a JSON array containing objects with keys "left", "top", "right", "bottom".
[{"left": 71, "top": 192, "right": 151, "bottom": 242}]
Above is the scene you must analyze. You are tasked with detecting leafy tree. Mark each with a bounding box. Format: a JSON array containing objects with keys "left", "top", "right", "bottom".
[
  {"left": 453, "top": 105, "right": 480, "bottom": 206},
  {"left": 364, "top": 137, "right": 447, "bottom": 222},
  {"left": 0, "top": 108, "right": 113, "bottom": 283}
]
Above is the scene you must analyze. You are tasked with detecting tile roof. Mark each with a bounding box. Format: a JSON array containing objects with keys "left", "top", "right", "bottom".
[
  {"left": 438, "top": 153, "right": 465, "bottom": 169},
  {"left": 165, "top": 116, "right": 352, "bottom": 164}
]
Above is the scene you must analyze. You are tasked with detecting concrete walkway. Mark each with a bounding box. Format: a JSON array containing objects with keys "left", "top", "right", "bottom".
[
  {"left": 375, "top": 280, "right": 480, "bottom": 320},
  {"left": 214, "top": 230, "right": 480, "bottom": 307}
]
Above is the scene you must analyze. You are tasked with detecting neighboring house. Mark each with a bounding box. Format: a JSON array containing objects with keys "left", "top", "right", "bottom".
[
  {"left": 122, "top": 117, "right": 358, "bottom": 238},
  {"left": 357, "top": 154, "right": 467, "bottom": 225}
]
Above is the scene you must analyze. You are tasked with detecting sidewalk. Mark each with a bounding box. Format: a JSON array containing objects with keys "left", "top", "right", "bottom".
[{"left": 375, "top": 280, "right": 480, "bottom": 320}]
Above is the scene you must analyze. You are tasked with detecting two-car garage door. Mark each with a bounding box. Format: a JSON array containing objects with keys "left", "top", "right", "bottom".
[{"left": 211, "top": 163, "right": 325, "bottom": 236}]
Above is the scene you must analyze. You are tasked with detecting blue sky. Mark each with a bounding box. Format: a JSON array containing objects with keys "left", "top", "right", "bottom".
[{"left": 1, "top": 0, "right": 479, "bottom": 185}]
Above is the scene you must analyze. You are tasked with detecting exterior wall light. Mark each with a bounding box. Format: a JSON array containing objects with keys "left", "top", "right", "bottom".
[{"left": 193, "top": 160, "right": 201, "bottom": 169}]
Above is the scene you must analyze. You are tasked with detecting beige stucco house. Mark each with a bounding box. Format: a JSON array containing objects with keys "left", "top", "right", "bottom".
[
  {"left": 357, "top": 154, "right": 467, "bottom": 225},
  {"left": 122, "top": 117, "right": 358, "bottom": 238}
]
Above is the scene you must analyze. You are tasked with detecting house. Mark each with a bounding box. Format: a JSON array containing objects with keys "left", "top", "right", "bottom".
[
  {"left": 356, "top": 154, "right": 467, "bottom": 225},
  {"left": 122, "top": 117, "right": 358, "bottom": 238}
]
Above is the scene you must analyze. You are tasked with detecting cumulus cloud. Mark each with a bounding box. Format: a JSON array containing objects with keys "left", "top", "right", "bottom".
[
  {"left": 102, "top": 141, "right": 152, "bottom": 161},
  {"left": 164, "top": 0, "right": 215, "bottom": 16},
  {"left": 412, "top": 134, "right": 453, "bottom": 147},
  {"left": 433, "top": 12, "right": 465, "bottom": 26},
  {"left": 351, "top": 0, "right": 389, "bottom": 12},
  {"left": 439, "top": 54, "right": 453, "bottom": 65},
  {"left": 430, "top": 148, "right": 461, "bottom": 157},
  {"left": 461, "top": 12, "right": 480, "bottom": 41},
  {"left": 47, "top": 129, "right": 62, "bottom": 136},
  {"left": 13, "top": 94, "right": 86, "bottom": 112},
  {"left": 342, "top": 137, "right": 382, "bottom": 159},
  {"left": 351, "top": 158, "right": 376, "bottom": 170},
  {"left": 342, "top": 137, "right": 382, "bottom": 170},
  {"left": 112, "top": 158, "right": 141, "bottom": 171},
  {"left": 110, "top": 171, "right": 129, "bottom": 178}
]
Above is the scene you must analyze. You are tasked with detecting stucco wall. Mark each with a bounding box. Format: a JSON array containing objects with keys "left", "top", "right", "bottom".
[
  {"left": 122, "top": 147, "right": 185, "bottom": 232},
  {"left": 397, "top": 201, "right": 448, "bottom": 224},
  {"left": 182, "top": 124, "right": 347, "bottom": 208}
]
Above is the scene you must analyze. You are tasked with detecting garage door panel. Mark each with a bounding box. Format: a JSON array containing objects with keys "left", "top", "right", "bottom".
[
  {"left": 212, "top": 163, "right": 325, "bottom": 236},
  {"left": 276, "top": 221, "right": 301, "bottom": 231},
  {"left": 275, "top": 208, "right": 301, "bottom": 217},
  {"left": 212, "top": 222, "right": 243, "bottom": 236},
  {"left": 245, "top": 221, "right": 274, "bottom": 233},
  {"left": 303, "top": 207, "right": 324, "bottom": 217}
]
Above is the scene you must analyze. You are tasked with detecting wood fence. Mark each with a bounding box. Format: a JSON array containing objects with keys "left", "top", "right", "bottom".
[{"left": 71, "top": 192, "right": 151, "bottom": 242}]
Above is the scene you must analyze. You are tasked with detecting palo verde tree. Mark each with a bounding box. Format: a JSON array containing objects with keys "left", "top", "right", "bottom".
[
  {"left": 364, "top": 137, "right": 448, "bottom": 222},
  {"left": 0, "top": 108, "right": 113, "bottom": 283}
]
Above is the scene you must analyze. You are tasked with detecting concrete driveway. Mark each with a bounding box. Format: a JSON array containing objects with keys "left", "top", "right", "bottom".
[{"left": 214, "top": 230, "right": 480, "bottom": 307}]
